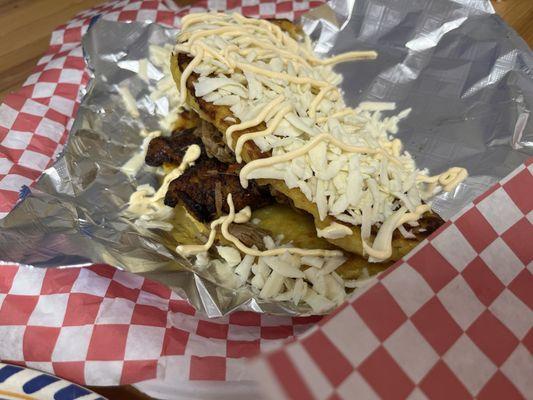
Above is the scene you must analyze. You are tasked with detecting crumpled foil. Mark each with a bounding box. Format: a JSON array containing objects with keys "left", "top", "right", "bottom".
[{"left": 0, "top": 0, "right": 531, "bottom": 317}]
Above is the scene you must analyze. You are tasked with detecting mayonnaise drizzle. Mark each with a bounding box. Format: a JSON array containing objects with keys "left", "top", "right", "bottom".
[
  {"left": 308, "top": 86, "right": 338, "bottom": 120},
  {"left": 177, "top": 194, "right": 343, "bottom": 258},
  {"left": 311, "top": 51, "right": 378, "bottom": 65},
  {"left": 316, "top": 222, "right": 353, "bottom": 239},
  {"left": 176, "top": 204, "right": 250, "bottom": 256},
  {"left": 234, "top": 61, "right": 333, "bottom": 88},
  {"left": 125, "top": 144, "right": 201, "bottom": 231},
  {"left": 234, "top": 104, "right": 292, "bottom": 162},
  {"left": 417, "top": 167, "right": 468, "bottom": 196},
  {"left": 179, "top": 47, "right": 204, "bottom": 105},
  {"left": 239, "top": 132, "right": 382, "bottom": 188},
  {"left": 174, "top": 13, "right": 469, "bottom": 262},
  {"left": 180, "top": 13, "right": 377, "bottom": 67},
  {"left": 316, "top": 108, "right": 354, "bottom": 124},
  {"left": 120, "top": 130, "right": 161, "bottom": 177},
  {"left": 154, "top": 144, "right": 201, "bottom": 201},
  {"left": 362, "top": 204, "right": 430, "bottom": 261},
  {"left": 225, "top": 95, "right": 284, "bottom": 148}
]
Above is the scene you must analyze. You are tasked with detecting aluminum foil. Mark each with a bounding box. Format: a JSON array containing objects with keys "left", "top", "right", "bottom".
[{"left": 0, "top": 0, "right": 531, "bottom": 317}]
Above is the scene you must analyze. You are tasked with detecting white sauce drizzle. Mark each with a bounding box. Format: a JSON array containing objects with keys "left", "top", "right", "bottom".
[
  {"left": 418, "top": 167, "right": 468, "bottom": 196},
  {"left": 225, "top": 95, "right": 284, "bottom": 148},
  {"left": 125, "top": 144, "right": 201, "bottom": 231},
  {"left": 239, "top": 132, "right": 382, "bottom": 188},
  {"left": 316, "top": 222, "right": 353, "bottom": 239},
  {"left": 234, "top": 104, "right": 292, "bottom": 163},
  {"left": 174, "top": 13, "right": 468, "bottom": 262},
  {"left": 309, "top": 86, "right": 338, "bottom": 120},
  {"left": 120, "top": 130, "right": 161, "bottom": 177},
  {"left": 177, "top": 194, "right": 343, "bottom": 258},
  {"left": 362, "top": 204, "right": 430, "bottom": 261}
]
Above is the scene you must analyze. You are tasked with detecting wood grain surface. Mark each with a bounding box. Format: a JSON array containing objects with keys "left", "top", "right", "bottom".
[
  {"left": 0, "top": 0, "right": 532, "bottom": 102},
  {"left": 0, "top": 0, "right": 531, "bottom": 399}
]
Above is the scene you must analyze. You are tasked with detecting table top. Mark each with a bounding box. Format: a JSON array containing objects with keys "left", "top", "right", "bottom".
[{"left": 0, "top": 1, "right": 531, "bottom": 399}]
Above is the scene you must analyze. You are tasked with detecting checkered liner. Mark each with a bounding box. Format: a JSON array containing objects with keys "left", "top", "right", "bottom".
[
  {"left": 0, "top": 0, "right": 531, "bottom": 398},
  {"left": 0, "top": 262, "right": 320, "bottom": 385},
  {"left": 255, "top": 160, "right": 532, "bottom": 399}
]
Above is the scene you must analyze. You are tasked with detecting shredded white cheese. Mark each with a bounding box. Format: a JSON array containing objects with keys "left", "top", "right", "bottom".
[
  {"left": 122, "top": 13, "right": 469, "bottom": 311},
  {"left": 193, "top": 231, "right": 365, "bottom": 312},
  {"left": 174, "top": 13, "right": 468, "bottom": 262},
  {"left": 118, "top": 86, "right": 140, "bottom": 118}
]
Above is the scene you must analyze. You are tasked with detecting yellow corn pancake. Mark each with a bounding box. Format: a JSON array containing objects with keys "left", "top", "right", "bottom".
[{"left": 171, "top": 48, "right": 444, "bottom": 261}]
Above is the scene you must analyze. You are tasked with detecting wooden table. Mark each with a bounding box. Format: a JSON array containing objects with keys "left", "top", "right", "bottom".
[
  {"left": 0, "top": 0, "right": 532, "bottom": 101},
  {"left": 0, "top": 0, "right": 531, "bottom": 399}
]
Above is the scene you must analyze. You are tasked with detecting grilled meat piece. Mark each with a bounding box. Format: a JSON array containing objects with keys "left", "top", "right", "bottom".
[
  {"left": 145, "top": 126, "right": 273, "bottom": 223},
  {"left": 194, "top": 119, "right": 235, "bottom": 164},
  {"left": 146, "top": 120, "right": 235, "bottom": 167},
  {"left": 164, "top": 156, "right": 271, "bottom": 222},
  {"left": 227, "top": 223, "right": 270, "bottom": 250},
  {"left": 145, "top": 128, "right": 202, "bottom": 167}
]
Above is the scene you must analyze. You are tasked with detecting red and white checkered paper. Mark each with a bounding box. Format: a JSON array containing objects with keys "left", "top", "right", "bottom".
[
  {"left": 255, "top": 160, "right": 533, "bottom": 400},
  {"left": 0, "top": 0, "right": 531, "bottom": 398}
]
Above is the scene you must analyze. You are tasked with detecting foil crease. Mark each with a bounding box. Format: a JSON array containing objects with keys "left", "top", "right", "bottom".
[{"left": 0, "top": 1, "right": 531, "bottom": 317}]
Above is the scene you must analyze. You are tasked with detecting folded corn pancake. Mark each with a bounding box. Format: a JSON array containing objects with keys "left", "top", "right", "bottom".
[
  {"left": 145, "top": 122, "right": 392, "bottom": 281},
  {"left": 170, "top": 14, "right": 459, "bottom": 262},
  {"left": 126, "top": 13, "right": 467, "bottom": 312}
]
